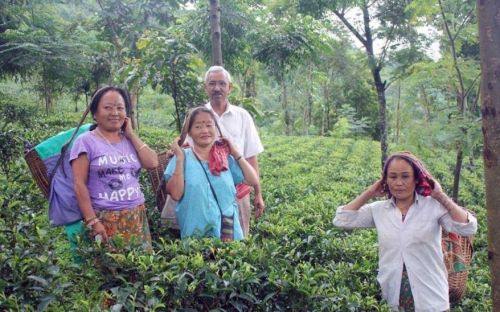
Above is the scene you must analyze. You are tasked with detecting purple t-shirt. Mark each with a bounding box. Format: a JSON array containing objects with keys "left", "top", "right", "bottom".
[{"left": 69, "top": 131, "right": 145, "bottom": 211}]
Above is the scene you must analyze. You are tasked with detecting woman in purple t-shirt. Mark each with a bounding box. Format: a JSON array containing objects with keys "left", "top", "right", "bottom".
[{"left": 70, "top": 86, "right": 158, "bottom": 250}]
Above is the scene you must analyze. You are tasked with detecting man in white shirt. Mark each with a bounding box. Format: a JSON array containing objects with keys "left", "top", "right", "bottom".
[{"left": 203, "top": 66, "right": 265, "bottom": 237}]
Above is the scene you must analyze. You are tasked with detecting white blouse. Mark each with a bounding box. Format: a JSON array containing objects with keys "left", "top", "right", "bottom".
[{"left": 333, "top": 193, "right": 477, "bottom": 312}]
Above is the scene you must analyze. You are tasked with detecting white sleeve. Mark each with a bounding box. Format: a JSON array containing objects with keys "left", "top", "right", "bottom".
[
  {"left": 333, "top": 204, "right": 376, "bottom": 229},
  {"left": 243, "top": 112, "right": 264, "bottom": 158},
  {"left": 439, "top": 210, "right": 478, "bottom": 236}
]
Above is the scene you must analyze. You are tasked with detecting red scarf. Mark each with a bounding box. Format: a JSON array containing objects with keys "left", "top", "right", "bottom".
[
  {"left": 413, "top": 159, "right": 433, "bottom": 196},
  {"left": 209, "top": 140, "right": 230, "bottom": 176},
  {"left": 209, "top": 140, "right": 252, "bottom": 199}
]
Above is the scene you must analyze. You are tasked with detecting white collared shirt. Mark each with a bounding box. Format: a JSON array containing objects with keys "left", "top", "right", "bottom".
[
  {"left": 205, "top": 102, "right": 264, "bottom": 158},
  {"left": 333, "top": 193, "right": 477, "bottom": 312}
]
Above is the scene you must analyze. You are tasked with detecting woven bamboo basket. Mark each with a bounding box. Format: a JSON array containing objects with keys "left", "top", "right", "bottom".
[
  {"left": 24, "top": 149, "right": 50, "bottom": 199},
  {"left": 442, "top": 231, "right": 474, "bottom": 303},
  {"left": 147, "top": 150, "right": 171, "bottom": 210}
]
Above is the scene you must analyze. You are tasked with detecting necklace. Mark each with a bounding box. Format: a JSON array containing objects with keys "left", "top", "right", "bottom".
[
  {"left": 94, "top": 127, "right": 127, "bottom": 162},
  {"left": 192, "top": 145, "right": 210, "bottom": 161},
  {"left": 399, "top": 207, "right": 410, "bottom": 221}
]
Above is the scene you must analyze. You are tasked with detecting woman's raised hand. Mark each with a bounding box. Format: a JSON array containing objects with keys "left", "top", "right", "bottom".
[
  {"left": 220, "top": 137, "right": 240, "bottom": 158},
  {"left": 342, "top": 179, "right": 385, "bottom": 211},
  {"left": 171, "top": 137, "right": 185, "bottom": 159},
  {"left": 366, "top": 179, "right": 386, "bottom": 199},
  {"left": 122, "top": 117, "right": 134, "bottom": 138},
  {"left": 429, "top": 178, "right": 444, "bottom": 198}
]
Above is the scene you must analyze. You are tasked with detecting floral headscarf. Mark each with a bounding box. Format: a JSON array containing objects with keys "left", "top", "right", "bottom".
[{"left": 382, "top": 151, "right": 434, "bottom": 198}]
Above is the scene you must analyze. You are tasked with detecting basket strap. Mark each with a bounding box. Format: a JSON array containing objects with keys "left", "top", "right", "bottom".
[{"left": 49, "top": 105, "right": 91, "bottom": 184}]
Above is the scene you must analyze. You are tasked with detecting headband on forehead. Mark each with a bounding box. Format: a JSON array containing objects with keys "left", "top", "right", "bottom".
[
  {"left": 384, "top": 152, "right": 434, "bottom": 197},
  {"left": 90, "top": 85, "right": 111, "bottom": 102}
]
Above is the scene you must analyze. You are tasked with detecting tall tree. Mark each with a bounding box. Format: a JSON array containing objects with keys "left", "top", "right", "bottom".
[
  {"left": 411, "top": 0, "right": 480, "bottom": 201},
  {"left": 436, "top": 0, "right": 479, "bottom": 201},
  {"left": 253, "top": 17, "right": 316, "bottom": 135},
  {"left": 477, "top": 0, "right": 500, "bottom": 309},
  {"left": 0, "top": 0, "right": 105, "bottom": 113},
  {"left": 209, "top": 0, "right": 223, "bottom": 65},
  {"left": 286, "top": 40, "right": 377, "bottom": 137},
  {"left": 297, "top": 0, "right": 419, "bottom": 166},
  {"left": 183, "top": 0, "right": 263, "bottom": 100},
  {"left": 94, "top": 0, "right": 186, "bottom": 128},
  {"left": 127, "top": 30, "right": 205, "bottom": 132}
]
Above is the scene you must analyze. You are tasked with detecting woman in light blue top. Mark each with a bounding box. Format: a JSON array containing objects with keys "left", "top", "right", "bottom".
[{"left": 164, "top": 106, "right": 259, "bottom": 240}]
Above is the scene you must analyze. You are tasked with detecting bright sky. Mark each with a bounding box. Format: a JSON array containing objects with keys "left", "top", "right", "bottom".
[{"left": 341, "top": 8, "right": 442, "bottom": 61}]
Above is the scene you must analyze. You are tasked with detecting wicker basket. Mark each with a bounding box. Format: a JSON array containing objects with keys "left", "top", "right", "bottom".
[
  {"left": 24, "top": 149, "right": 50, "bottom": 199},
  {"left": 442, "top": 230, "right": 474, "bottom": 303},
  {"left": 147, "top": 150, "right": 172, "bottom": 210}
]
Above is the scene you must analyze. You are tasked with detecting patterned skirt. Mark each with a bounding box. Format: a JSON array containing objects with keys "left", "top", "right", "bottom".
[
  {"left": 399, "top": 264, "right": 415, "bottom": 312},
  {"left": 96, "top": 204, "right": 152, "bottom": 252}
]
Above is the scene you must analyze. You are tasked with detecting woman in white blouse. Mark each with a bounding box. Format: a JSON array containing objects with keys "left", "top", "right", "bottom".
[{"left": 333, "top": 151, "right": 477, "bottom": 312}]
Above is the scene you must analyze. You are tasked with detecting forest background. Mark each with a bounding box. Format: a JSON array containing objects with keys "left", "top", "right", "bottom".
[{"left": 0, "top": 0, "right": 490, "bottom": 311}]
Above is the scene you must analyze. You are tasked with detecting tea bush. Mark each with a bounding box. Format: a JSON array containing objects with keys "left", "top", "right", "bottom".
[{"left": 0, "top": 120, "right": 490, "bottom": 311}]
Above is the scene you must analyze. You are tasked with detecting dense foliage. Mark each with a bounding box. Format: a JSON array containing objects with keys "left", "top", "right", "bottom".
[{"left": 0, "top": 108, "right": 490, "bottom": 311}]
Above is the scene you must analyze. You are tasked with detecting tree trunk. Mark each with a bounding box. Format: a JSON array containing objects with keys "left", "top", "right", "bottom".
[
  {"left": 334, "top": 2, "right": 388, "bottom": 166},
  {"left": 419, "top": 85, "right": 431, "bottom": 122},
  {"left": 321, "top": 107, "right": 325, "bottom": 135},
  {"left": 321, "top": 82, "right": 328, "bottom": 136},
  {"left": 42, "top": 81, "right": 52, "bottom": 114},
  {"left": 136, "top": 90, "right": 140, "bottom": 130},
  {"left": 44, "top": 95, "right": 50, "bottom": 115},
  {"left": 326, "top": 102, "right": 331, "bottom": 134},
  {"left": 210, "top": 0, "right": 223, "bottom": 66},
  {"left": 373, "top": 67, "right": 388, "bottom": 166},
  {"left": 41, "top": 65, "right": 51, "bottom": 114},
  {"left": 304, "top": 63, "right": 313, "bottom": 135},
  {"left": 452, "top": 145, "right": 463, "bottom": 202},
  {"left": 477, "top": 0, "right": 500, "bottom": 309},
  {"left": 280, "top": 73, "right": 291, "bottom": 135},
  {"left": 395, "top": 83, "right": 401, "bottom": 144},
  {"left": 129, "top": 83, "right": 140, "bottom": 129},
  {"left": 452, "top": 93, "right": 468, "bottom": 202},
  {"left": 244, "top": 68, "right": 256, "bottom": 98}
]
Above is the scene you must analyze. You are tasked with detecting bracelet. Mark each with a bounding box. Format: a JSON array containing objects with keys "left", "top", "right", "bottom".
[
  {"left": 137, "top": 143, "right": 147, "bottom": 152},
  {"left": 236, "top": 155, "right": 243, "bottom": 161},
  {"left": 85, "top": 215, "right": 97, "bottom": 224},
  {"left": 86, "top": 218, "right": 101, "bottom": 229}
]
